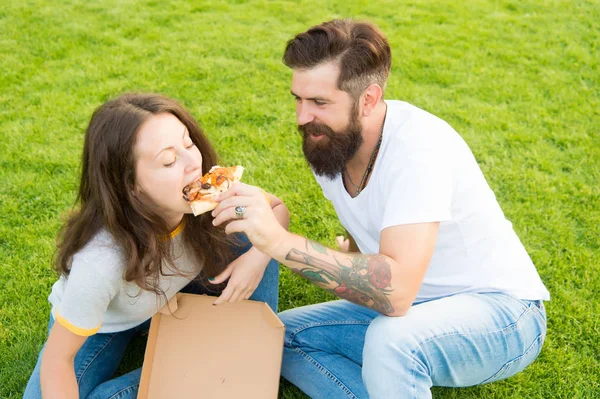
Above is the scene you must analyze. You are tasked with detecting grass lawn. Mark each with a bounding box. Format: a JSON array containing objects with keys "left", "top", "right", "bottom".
[{"left": 1, "top": 0, "right": 598, "bottom": 397}]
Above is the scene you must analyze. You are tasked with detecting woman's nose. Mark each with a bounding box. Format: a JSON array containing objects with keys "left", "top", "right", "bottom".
[{"left": 184, "top": 153, "right": 202, "bottom": 173}]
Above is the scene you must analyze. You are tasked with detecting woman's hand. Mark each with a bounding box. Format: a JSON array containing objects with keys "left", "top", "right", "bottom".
[
  {"left": 212, "top": 183, "right": 288, "bottom": 255},
  {"left": 210, "top": 247, "right": 271, "bottom": 305}
]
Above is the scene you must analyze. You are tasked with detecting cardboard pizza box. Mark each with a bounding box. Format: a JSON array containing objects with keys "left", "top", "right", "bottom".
[{"left": 138, "top": 293, "right": 285, "bottom": 399}]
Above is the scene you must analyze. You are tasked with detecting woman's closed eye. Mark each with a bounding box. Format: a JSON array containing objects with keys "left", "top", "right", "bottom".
[{"left": 163, "top": 157, "right": 177, "bottom": 167}]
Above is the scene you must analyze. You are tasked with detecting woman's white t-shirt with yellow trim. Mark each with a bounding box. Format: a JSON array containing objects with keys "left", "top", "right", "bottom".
[{"left": 48, "top": 226, "right": 199, "bottom": 336}]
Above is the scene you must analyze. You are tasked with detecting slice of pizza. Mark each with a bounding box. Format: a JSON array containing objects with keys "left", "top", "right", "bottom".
[{"left": 182, "top": 165, "right": 244, "bottom": 216}]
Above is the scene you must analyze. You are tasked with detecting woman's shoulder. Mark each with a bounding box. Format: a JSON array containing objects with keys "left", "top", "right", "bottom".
[{"left": 70, "top": 229, "right": 126, "bottom": 279}]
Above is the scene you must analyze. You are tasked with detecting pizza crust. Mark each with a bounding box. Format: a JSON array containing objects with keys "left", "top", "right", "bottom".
[{"left": 190, "top": 197, "right": 218, "bottom": 216}]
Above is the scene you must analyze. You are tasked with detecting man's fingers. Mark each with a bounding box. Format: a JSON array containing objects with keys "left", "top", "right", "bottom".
[
  {"left": 212, "top": 196, "right": 253, "bottom": 219},
  {"left": 336, "top": 236, "right": 350, "bottom": 252},
  {"left": 213, "top": 206, "right": 251, "bottom": 228},
  {"left": 224, "top": 220, "right": 245, "bottom": 235},
  {"left": 214, "top": 182, "right": 260, "bottom": 202}
]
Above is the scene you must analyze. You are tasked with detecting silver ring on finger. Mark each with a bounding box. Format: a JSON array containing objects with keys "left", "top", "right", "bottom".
[{"left": 234, "top": 205, "right": 246, "bottom": 220}]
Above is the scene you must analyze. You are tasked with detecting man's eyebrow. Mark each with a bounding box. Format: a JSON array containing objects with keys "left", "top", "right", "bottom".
[
  {"left": 290, "top": 90, "right": 328, "bottom": 102},
  {"left": 154, "top": 127, "right": 188, "bottom": 159}
]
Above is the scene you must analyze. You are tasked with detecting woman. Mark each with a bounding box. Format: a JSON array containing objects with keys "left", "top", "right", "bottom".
[{"left": 24, "top": 93, "right": 289, "bottom": 398}]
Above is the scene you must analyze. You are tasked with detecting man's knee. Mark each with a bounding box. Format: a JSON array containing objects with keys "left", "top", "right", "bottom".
[
  {"left": 278, "top": 306, "right": 317, "bottom": 349},
  {"left": 363, "top": 315, "right": 426, "bottom": 374}
]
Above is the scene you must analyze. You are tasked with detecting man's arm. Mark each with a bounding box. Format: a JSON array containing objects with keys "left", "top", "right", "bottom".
[
  {"left": 270, "top": 222, "right": 439, "bottom": 316},
  {"left": 268, "top": 193, "right": 290, "bottom": 230},
  {"left": 240, "top": 192, "right": 289, "bottom": 262},
  {"left": 212, "top": 183, "right": 438, "bottom": 316}
]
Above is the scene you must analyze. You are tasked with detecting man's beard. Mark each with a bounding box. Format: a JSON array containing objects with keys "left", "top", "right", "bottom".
[{"left": 298, "top": 105, "right": 363, "bottom": 179}]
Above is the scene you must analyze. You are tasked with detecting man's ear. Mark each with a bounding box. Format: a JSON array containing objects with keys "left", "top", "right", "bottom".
[{"left": 361, "top": 84, "right": 383, "bottom": 117}]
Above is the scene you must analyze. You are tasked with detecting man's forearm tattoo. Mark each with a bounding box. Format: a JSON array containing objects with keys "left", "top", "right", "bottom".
[{"left": 285, "top": 240, "right": 394, "bottom": 314}]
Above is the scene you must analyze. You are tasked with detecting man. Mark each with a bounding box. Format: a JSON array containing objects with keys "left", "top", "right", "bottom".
[{"left": 213, "top": 19, "right": 550, "bottom": 399}]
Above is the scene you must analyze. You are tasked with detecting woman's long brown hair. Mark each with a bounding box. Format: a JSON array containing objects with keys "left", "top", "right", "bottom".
[{"left": 55, "top": 93, "right": 236, "bottom": 295}]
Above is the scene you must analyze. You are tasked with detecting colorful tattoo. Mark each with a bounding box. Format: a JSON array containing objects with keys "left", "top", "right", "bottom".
[
  {"left": 307, "top": 239, "right": 328, "bottom": 255},
  {"left": 286, "top": 241, "right": 394, "bottom": 314}
]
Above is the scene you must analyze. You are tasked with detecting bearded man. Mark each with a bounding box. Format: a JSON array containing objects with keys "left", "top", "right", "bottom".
[{"left": 212, "top": 19, "right": 550, "bottom": 399}]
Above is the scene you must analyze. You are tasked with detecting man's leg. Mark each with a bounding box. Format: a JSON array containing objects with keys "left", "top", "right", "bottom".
[
  {"left": 279, "top": 300, "right": 379, "bottom": 399},
  {"left": 362, "top": 292, "right": 547, "bottom": 399}
]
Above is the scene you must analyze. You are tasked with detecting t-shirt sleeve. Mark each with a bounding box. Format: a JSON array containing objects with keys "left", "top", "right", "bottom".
[
  {"left": 54, "top": 248, "right": 120, "bottom": 336},
  {"left": 381, "top": 148, "right": 453, "bottom": 230}
]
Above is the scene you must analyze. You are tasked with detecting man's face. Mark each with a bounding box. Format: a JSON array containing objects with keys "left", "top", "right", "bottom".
[{"left": 291, "top": 62, "right": 363, "bottom": 178}]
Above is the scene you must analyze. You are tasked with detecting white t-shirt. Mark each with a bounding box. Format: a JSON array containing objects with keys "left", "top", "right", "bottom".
[
  {"left": 314, "top": 100, "right": 550, "bottom": 303},
  {"left": 48, "top": 225, "right": 200, "bottom": 335}
]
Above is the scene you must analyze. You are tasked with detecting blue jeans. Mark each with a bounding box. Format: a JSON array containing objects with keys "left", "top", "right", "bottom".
[
  {"left": 23, "top": 236, "right": 279, "bottom": 399},
  {"left": 279, "top": 292, "right": 547, "bottom": 399}
]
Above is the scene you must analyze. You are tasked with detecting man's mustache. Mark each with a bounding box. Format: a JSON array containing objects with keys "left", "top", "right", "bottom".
[{"left": 298, "top": 122, "right": 335, "bottom": 138}]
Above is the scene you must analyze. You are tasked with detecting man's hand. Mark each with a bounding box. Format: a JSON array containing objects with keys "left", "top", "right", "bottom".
[
  {"left": 212, "top": 183, "right": 288, "bottom": 254},
  {"left": 337, "top": 232, "right": 360, "bottom": 253},
  {"left": 336, "top": 236, "right": 350, "bottom": 252}
]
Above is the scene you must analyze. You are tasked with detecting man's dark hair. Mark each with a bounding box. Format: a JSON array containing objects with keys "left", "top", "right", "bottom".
[{"left": 283, "top": 19, "right": 392, "bottom": 99}]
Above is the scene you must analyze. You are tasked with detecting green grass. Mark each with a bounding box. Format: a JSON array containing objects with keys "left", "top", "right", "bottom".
[{"left": 1, "top": 0, "right": 598, "bottom": 397}]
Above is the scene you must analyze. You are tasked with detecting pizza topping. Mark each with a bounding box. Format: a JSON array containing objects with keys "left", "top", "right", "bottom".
[
  {"left": 182, "top": 185, "right": 200, "bottom": 202},
  {"left": 182, "top": 165, "right": 244, "bottom": 207}
]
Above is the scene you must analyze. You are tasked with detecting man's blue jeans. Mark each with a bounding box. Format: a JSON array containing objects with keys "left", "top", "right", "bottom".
[
  {"left": 279, "top": 292, "right": 547, "bottom": 399},
  {"left": 23, "top": 236, "right": 279, "bottom": 399}
]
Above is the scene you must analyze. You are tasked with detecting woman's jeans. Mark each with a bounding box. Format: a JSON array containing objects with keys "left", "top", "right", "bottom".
[
  {"left": 23, "top": 235, "right": 279, "bottom": 399},
  {"left": 279, "top": 292, "right": 547, "bottom": 399}
]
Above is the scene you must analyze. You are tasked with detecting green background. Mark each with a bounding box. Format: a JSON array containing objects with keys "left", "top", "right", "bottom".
[{"left": 1, "top": 0, "right": 598, "bottom": 397}]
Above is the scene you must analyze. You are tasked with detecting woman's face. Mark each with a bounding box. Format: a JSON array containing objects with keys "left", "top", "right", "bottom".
[{"left": 134, "top": 112, "right": 203, "bottom": 227}]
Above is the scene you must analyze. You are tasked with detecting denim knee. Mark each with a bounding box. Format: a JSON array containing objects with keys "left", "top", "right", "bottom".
[
  {"left": 248, "top": 257, "right": 279, "bottom": 313},
  {"left": 363, "top": 316, "right": 427, "bottom": 376}
]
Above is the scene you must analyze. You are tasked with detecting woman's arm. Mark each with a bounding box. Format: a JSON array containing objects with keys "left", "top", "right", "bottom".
[{"left": 41, "top": 322, "right": 87, "bottom": 399}]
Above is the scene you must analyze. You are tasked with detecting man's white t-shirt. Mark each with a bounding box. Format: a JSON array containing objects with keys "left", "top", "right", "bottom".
[{"left": 314, "top": 100, "right": 550, "bottom": 303}]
